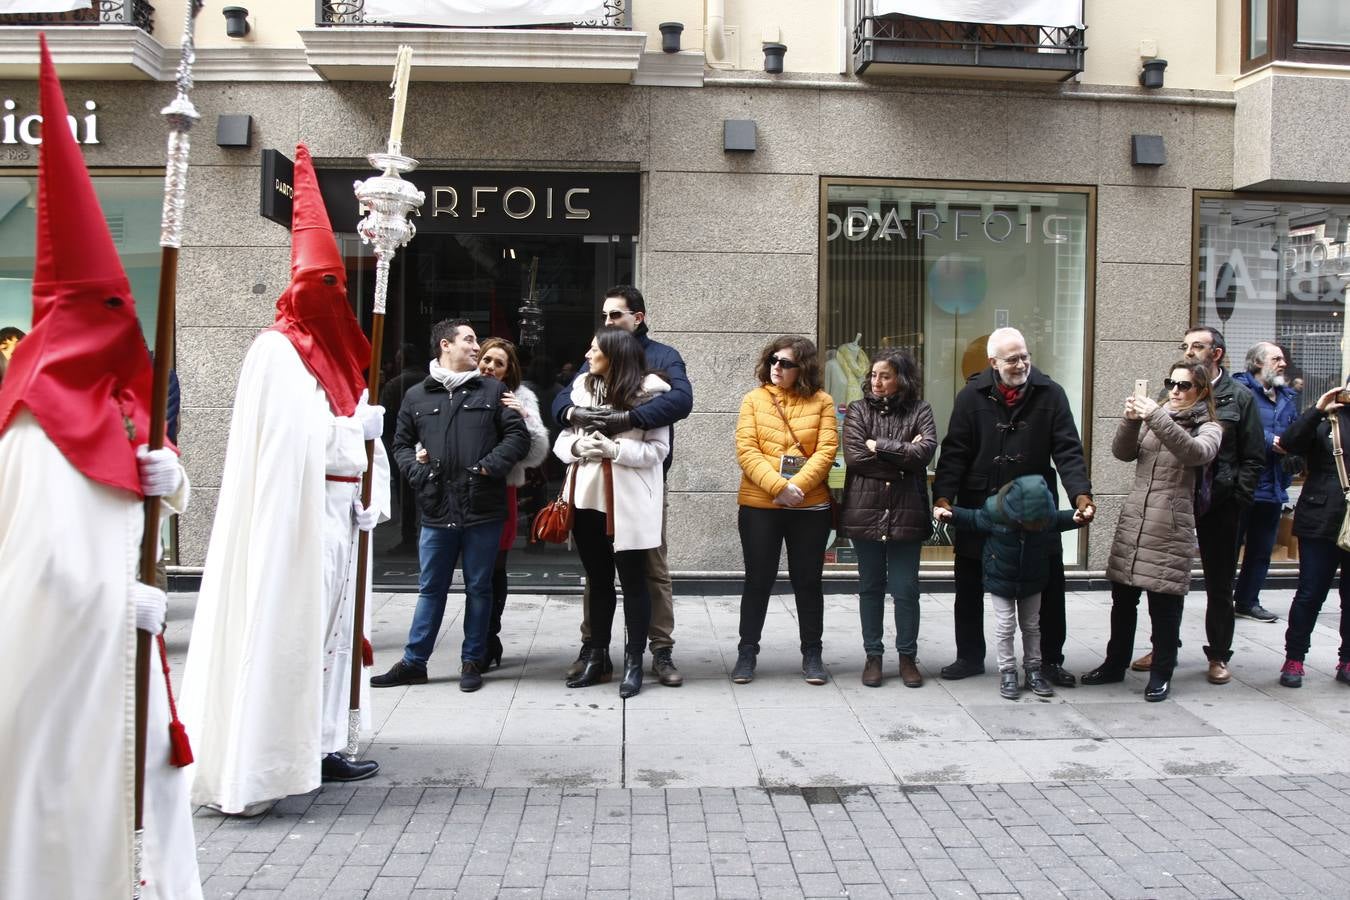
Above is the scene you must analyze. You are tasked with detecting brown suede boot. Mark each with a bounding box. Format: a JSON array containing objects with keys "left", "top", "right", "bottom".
[
  {"left": 862, "top": 655, "right": 883, "bottom": 688},
  {"left": 898, "top": 654, "right": 923, "bottom": 688}
]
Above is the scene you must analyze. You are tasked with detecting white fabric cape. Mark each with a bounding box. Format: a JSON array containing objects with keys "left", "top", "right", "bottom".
[
  {"left": 362, "top": 0, "right": 609, "bottom": 27},
  {"left": 0, "top": 411, "right": 200, "bottom": 899},
  {"left": 873, "top": 0, "right": 1082, "bottom": 27},
  {"left": 181, "top": 330, "right": 389, "bottom": 814}
]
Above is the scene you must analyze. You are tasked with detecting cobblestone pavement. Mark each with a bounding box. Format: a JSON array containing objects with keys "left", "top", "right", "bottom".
[{"left": 196, "top": 775, "right": 1350, "bottom": 899}]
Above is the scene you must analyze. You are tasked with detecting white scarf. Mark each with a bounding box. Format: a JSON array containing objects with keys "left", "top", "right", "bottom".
[{"left": 429, "top": 360, "right": 480, "bottom": 392}]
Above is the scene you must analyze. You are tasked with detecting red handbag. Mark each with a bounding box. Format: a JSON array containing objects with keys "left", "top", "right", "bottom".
[{"left": 529, "top": 458, "right": 615, "bottom": 543}]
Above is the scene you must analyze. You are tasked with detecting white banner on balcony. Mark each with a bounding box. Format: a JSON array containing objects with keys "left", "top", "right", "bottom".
[
  {"left": 872, "top": 0, "right": 1082, "bottom": 28},
  {"left": 0, "top": 0, "right": 90, "bottom": 11},
  {"left": 361, "top": 0, "right": 612, "bottom": 27}
]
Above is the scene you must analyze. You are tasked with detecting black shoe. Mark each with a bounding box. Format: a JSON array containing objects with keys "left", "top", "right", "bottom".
[
  {"left": 321, "top": 752, "right": 380, "bottom": 783},
  {"left": 731, "top": 647, "right": 757, "bottom": 684},
  {"left": 1080, "top": 664, "right": 1126, "bottom": 685},
  {"left": 1235, "top": 604, "right": 1278, "bottom": 623},
  {"left": 1145, "top": 675, "right": 1170, "bottom": 702},
  {"left": 620, "top": 652, "right": 643, "bottom": 699},
  {"left": 1042, "top": 663, "right": 1076, "bottom": 688},
  {"left": 566, "top": 647, "right": 613, "bottom": 688},
  {"left": 563, "top": 644, "right": 588, "bottom": 680},
  {"left": 370, "top": 660, "right": 428, "bottom": 688},
  {"left": 459, "top": 660, "right": 483, "bottom": 692},
  {"left": 481, "top": 635, "right": 503, "bottom": 671},
  {"left": 802, "top": 649, "right": 828, "bottom": 685},
  {"left": 1026, "top": 668, "right": 1055, "bottom": 697},
  {"left": 940, "top": 658, "right": 986, "bottom": 680},
  {"left": 999, "top": 670, "right": 1020, "bottom": 700},
  {"left": 651, "top": 647, "right": 683, "bottom": 686}
]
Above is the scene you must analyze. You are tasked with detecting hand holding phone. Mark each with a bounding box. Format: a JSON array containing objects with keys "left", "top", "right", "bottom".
[{"left": 1134, "top": 378, "right": 1149, "bottom": 400}]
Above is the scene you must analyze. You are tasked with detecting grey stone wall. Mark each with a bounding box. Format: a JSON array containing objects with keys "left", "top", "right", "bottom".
[
  {"left": 1236, "top": 75, "right": 1350, "bottom": 192},
  {"left": 0, "top": 77, "right": 1237, "bottom": 572}
]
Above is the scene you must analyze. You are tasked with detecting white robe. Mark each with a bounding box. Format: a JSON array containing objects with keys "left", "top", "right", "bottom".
[
  {"left": 0, "top": 411, "right": 200, "bottom": 899},
  {"left": 181, "top": 330, "right": 389, "bottom": 814}
]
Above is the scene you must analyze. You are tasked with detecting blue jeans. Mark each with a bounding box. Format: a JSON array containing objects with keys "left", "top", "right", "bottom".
[
  {"left": 403, "top": 521, "right": 502, "bottom": 668},
  {"left": 854, "top": 538, "right": 922, "bottom": 657},
  {"left": 1285, "top": 536, "right": 1350, "bottom": 663},
  {"left": 1234, "top": 500, "right": 1283, "bottom": 611}
]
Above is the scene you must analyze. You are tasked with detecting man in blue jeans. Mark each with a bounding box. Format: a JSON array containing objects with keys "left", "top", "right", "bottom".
[
  {"left": 1232, "top": 341, "right": 1298, "bottom": 623},
  {"left": 372, "top": 318, "right": 530, "bottom": 692}
]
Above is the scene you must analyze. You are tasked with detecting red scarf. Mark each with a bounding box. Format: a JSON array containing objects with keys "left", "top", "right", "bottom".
[{"left": 996, "top": 380, "right": 1024, "bottom": 407}]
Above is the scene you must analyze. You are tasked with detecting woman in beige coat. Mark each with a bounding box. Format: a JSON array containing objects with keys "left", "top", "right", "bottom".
[{"left": 1082, "top": 360, "right": 1222, "bottom": 702}]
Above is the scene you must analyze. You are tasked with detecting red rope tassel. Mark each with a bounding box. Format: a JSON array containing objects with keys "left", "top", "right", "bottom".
[
  {"left": 362, "top": 637, "right": 374, "bottom": 668},
  {"left": 156, "top": 633, "right": 194, "bottom": 767}
]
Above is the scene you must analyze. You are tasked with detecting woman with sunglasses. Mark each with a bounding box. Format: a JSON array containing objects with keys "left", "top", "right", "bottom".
[
  {"left": 732, "top": 336, "right": 839, "bottom": 685},
  {"left": 1272, "top": 381, "right": 1350, "bottom": 689},
  {"left": 554, "top": 328, "right": 670, "bottom": 698},
  {"left": 1082, "top": 361, "right": 1221, "bottom": 701}
]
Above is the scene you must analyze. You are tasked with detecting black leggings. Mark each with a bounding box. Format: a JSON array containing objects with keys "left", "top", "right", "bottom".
[
  {"left": 489, "top": 549, "right": 508, "bottom": 641},
  {"left": 572, "top": 508, "right": 651, "bottom": 658},
  {"left": 737, "top": 505, "right": 832, "bottom": 653},
  {"left": 1104, "top": 582, "right": 1185, "bottom": 680}
]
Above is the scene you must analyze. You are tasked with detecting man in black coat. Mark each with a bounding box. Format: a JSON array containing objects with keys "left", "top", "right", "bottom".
[
  {"left": 553, "top": 285, "right": 694, "bottom": 687},
  {"left": 932, "top": 327, "right": 1094, "bottom": 685},
  {"left": 372, "top": 318, "right": 530, "bottom": 693}
]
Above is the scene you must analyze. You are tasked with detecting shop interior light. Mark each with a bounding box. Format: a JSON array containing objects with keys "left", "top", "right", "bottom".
[
  {"left": 1336, "top": 217, "right": 1349, "bottom": 245},
  {"left": 1218, "top": 208, "right": 1233, "bottom": 230}
]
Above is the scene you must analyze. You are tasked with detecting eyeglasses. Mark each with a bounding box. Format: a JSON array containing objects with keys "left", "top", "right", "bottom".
[
  {"left": 603, "top": 309, "right": 631, "bottom": 321},
  {"left": 1164, "top": 378, "right": 1195, "bottom": 392},
  {"left": 995, "top": 353, "right": 1030, "bottom": 365},
  {"left": 1179, "top": 341, "right": 1212, "bottom": 353},
  {"left": 769, "top": 355, "right": 801, "bottom": 370}
]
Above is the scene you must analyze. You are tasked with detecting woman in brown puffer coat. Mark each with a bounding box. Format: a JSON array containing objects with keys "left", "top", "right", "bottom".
[
  {"left": 840, "top": 349, "right": 937, "bottom": 689},
  {"left": 1082, "top": 360, "right": 1222, "bottom": 702}
]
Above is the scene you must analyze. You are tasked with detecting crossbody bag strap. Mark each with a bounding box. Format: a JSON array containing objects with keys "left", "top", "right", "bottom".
[
  {"left": 602, "top": 458, "right": 615, "bottom": 537},
  {"left": 766, "top": 388, "right": 809, "bottom": 455},
  {"left": 1331, "top": 412, "right": 1350, "bottom": 496}
]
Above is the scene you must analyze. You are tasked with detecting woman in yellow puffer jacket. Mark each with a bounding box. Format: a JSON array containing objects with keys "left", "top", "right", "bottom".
[{"left": 732, "top": 335, "right": 839, "bottom": 685}]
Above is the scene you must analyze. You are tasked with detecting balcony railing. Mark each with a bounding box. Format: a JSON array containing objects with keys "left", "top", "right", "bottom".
[
  {"left": 853, "top": 0, "right": 1085, "bottom": 80},
  {"left": 317, "top": 0, "right": 628, "bottom": 28},
  {"left": 0, "top": 0, "right": 153, "bottom": 31}
]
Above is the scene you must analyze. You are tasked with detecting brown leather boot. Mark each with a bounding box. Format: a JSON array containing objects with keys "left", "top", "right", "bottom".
[
  {"left": 897, "top": 654, "right": 923, "bottom": 688},
  {"left": 862, "top": 655, "right": 883, "bottom": 688}
]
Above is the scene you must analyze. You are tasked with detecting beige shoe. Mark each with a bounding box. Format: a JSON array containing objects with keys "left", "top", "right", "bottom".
[
  {"left": 1208, "top": 660, "right": 1232, "bottom": 684},
  {"left": 1130, "top": 651, "right": 1153, "bottom": 672}
]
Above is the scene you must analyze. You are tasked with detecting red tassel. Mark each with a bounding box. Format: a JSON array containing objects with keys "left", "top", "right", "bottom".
[
  {"left": 362, "top": 637, "right": 374, "bottom": 667},
  {"left": 168, "top": 720, "right": 194, "bottom": 767}
]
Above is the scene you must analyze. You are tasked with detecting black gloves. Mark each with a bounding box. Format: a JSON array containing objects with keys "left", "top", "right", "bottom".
[{"left": 570, "top": 406, "right": 632, "bottom": 436}]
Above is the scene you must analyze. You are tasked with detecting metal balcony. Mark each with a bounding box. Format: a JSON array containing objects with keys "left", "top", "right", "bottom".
[
  {"left": 316, "top": 0, "right": 628, "bottom": 28},
  {"left": 853, "top": 0, "right": 1085, "bottom": 82},
  {"left": 0, "top": 0, "right": 153, "bottom": 31}
]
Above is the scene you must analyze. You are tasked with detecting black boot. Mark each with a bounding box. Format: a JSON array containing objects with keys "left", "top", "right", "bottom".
[
  {"left": 321, "top": 752, "right": 380, "bottom": 783},
  {"left": 620, "top": 652, "right": 643, "bottom": 699},
  {"left": 481, "top": 635, "right": 503, "bottom": 670},
  {"left": 566, "top": 647, "right": 613, "bottom": 688}
]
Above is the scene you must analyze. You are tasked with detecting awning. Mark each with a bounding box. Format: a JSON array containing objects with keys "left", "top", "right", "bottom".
[
  {"left": 871, "top": 0, "right": 1083, "bottom": 28},
  {"left": 360, "top": 0, "right": 612, "bottom": 27}
]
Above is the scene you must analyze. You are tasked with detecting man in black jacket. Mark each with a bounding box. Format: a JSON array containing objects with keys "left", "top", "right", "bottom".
[
  {"left": 372, "top": 318, "right": 530, "bottom": 692},
  {"left": 932, "top": 327, "right": 1094, "bottom": 686},
  {"left": 552, "top": 285, "right": 694, "bottom": 686},
  {"left": 1130, "top": 327, "right": 1263, "bottom": 684}
]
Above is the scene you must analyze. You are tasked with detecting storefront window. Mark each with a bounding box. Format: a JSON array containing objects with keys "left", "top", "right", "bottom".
[
  {"left": 0, "top": 174, "right": 164, "bottom": 341},
  {"left": 821, "top": 179, "right": 1093, "bottom": 566}
]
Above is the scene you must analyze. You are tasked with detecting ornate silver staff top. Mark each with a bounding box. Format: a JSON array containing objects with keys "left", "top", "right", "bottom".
[{"left": 159, "top": 0, "right": 203, "bottom": 250}]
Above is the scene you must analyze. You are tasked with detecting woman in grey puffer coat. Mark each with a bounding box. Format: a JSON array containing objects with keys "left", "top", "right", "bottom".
[{"left": 1082, "top": 360, "right": 1221, "bottom": 702}]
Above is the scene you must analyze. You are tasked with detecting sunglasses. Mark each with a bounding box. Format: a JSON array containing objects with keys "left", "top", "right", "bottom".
[
  {"left": 769, "top": 355, "right": 801, "bottom": 370},
  {"left": 1163, "top": 378, "right": 1195, "bottom": 392},
  {"left": 603, "top": 309, "right": 631, "bottom": 320}
]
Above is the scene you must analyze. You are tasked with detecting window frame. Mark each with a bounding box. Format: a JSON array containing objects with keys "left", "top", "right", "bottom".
[{"left": 1242, "top": 0, "right": 1350, "bottom": 73}]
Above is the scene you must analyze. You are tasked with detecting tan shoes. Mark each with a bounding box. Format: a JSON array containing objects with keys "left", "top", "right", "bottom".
[
  {"left": 862, "top": 655, "right": 883, "bottom": 688},
  {"left": 898, "top": 654, "right": 924, "bottom": 688},
  {"left": 1130, "top": 651, "right": 1152, "bottom": 672},
  {"left": 1208, "top": 660, "right": 1232, "bottom": 684}
]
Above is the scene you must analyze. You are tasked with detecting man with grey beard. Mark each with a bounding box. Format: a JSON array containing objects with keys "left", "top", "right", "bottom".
[{"left": 1231, "top": 341, "right": 1298, "bottom": 623}]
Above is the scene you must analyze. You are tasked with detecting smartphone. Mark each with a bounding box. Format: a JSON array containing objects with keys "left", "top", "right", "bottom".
[
  {"left": 1134, "top": 379, "right": 1149, "bottom": 400},
  {"left": 1336, "top": 389, "right": 1350, "bottom": 405}
]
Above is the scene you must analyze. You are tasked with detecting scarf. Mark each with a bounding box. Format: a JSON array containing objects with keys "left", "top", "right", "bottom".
[
  {"left": 430, "top": 360, "right": 480, "bottom": 392},
  {"left": 996, "top": 380, "right": 1025, "bottom": 406}
]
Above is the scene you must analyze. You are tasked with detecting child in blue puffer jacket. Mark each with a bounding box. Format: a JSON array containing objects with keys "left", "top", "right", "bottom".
[{"left": 937, "top": 475, "right": 1087, "bottom": 700}]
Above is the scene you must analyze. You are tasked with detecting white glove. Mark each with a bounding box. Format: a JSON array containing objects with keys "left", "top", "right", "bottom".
[
  {"left": 137, "top": 444, "right": 183, "bottom": 497},
  {"left": 353, "top": 497, "right": 378, "bottom": 532},
  {"left": 131, "top": 581, "right": 167, "bottom": 634},
  {"left": 578, "top": 432, "right": 619, "bottom": 460},
  {"left": 357, "top": 393, "right": 385, "bottom": 441}
]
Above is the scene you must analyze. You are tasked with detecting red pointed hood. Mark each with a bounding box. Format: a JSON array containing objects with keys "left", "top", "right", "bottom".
[
  {"left": 268, "top": 143, "right": 369, "bottom": 417},
  {"left": 0, "top": 35, "right": 152, "bottom": 497}
]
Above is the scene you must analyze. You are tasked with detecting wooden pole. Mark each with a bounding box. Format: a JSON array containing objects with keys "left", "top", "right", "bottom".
[{"left": 349, "top": 314, "right": 385, "bottom": 720}]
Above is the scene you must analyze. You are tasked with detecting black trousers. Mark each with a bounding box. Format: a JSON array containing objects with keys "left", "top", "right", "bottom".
[
  {"left": 1104, "top": 582, "right": 1185, "bottom": 680},
  {"left": 489, "top": 549, "right": 509, "bottom": 641},
  {"left": 1196, "top": 497, "right": 1240, "bottom": 662},
  {"left": 953, "top": 551, "right": 1068, "bottom": 666},
  {"left": 572, "top": 508, "right": 650, "bottom": 658},
  {"left": 737, "top": 505, "right": 832, "bottom": 653}
]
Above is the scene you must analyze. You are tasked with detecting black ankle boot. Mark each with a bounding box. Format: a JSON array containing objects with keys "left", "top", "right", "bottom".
[
  {"left": 620, "top": 652, "right": 643, "bottom": 699},
  {"left": 566, "top": 647, "right": 612, "bottom": 688},
  {"left": 482, "top": 635, "right": 503, "bottom": 670}
]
